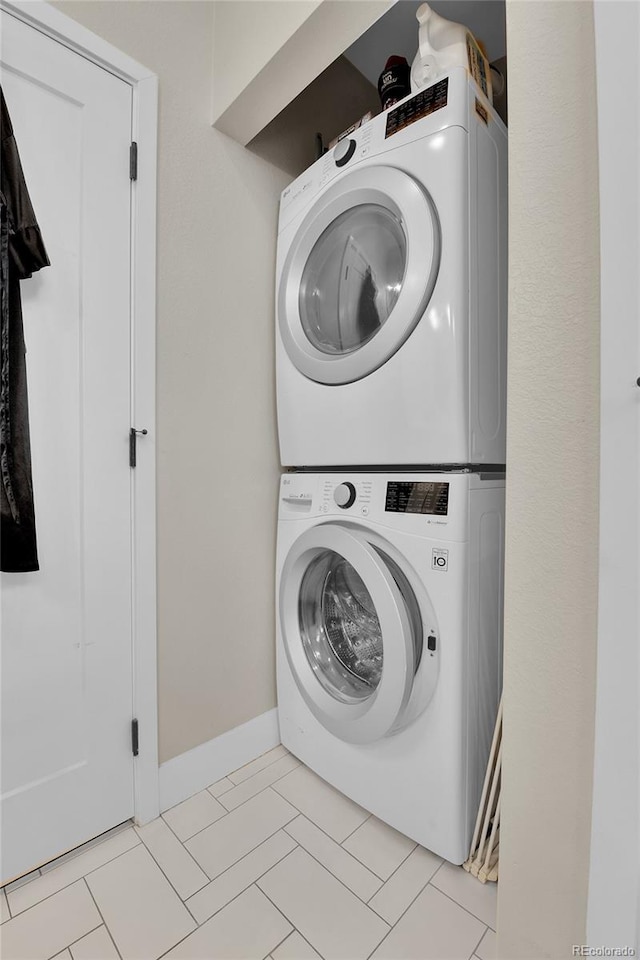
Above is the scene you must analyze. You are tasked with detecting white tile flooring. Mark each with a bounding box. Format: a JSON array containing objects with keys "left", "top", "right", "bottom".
[{"left": 0, "top": 745, "right": 497, "bottom": 960}]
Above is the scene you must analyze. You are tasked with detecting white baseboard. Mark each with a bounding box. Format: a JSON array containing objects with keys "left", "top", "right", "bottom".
[{"left": 158, "top": 709, "right": 281, "bottom": 813}]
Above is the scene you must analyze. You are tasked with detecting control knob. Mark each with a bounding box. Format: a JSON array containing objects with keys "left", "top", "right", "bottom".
[
  {"left": 334, "top": 482, "right": 356, "bottom": 509},
  {"left": 334, "top": 138, "right": 356, "bottom": 168}
]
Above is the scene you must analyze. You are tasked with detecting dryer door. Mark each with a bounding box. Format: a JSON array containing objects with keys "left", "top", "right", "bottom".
[
  {"left": 280, "top": 523, "right": 423, "bottom": 744},
  {"left": 278, "top": 166, "right": 440, "bottom": 385}
]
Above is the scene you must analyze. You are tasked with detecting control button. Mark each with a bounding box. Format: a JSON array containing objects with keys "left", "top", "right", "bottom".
[
  {"left": 334, "top": 482, "right": 356, "bottom": 509},
  {"left": 361, "top": 506, "right": 369, "bottom": 516},
  {"left": 427, "top": 635, "right": 437, "bottom": 652},
  {"left": 334, "top": 138, "right": 356, "bottom": 167}
]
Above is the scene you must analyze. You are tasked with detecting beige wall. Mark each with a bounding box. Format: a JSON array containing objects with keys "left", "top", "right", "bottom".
[
  {"left": 55, "top": 0, "right": 290, "bottom": 764},
  {"left": 211, "top": 0, "right": 392, "bottom": 144},
  {"left": 212, "top": 0, "right": 322, "bottom": 121},
  {"left": 249, "top": 55, "right": 379, "bottom": 178},
  {"left": 498, "top": 2, "right": 600, "bottom": 957}
]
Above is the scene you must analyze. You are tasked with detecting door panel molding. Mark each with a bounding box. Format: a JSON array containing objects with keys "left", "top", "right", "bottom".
[{"left": 1, "top": 0, "right": 160, "bottom": 825}]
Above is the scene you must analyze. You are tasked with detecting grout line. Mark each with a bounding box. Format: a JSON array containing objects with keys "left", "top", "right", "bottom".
[
  {"left": 282, "top": 821, "right": 383, "bottom": 903},
  {"left": 269, "top": 785, "right": 371, "bottom": 855},
  {"left": 185, "top": 837, "right": 301, "bottom": 926},
  {"left": 364, "top": 857, "right": 448, "bottom": 935},
  {"left": 165, "top": 751, "right": 292, "bottom": 813},
  {"left": 159, "top": 812, "right": 200, "bottom": 847},
  {"left": 184, "top": 805, "right": 299, "bottom": 886},
  {"left": 161, "top": 802, "right": 229, "bottom": 846},
  {"left": 5, "top": 838, "right": 142, "bottom": 919},
  {"left": 163, "top": 811, "right": 229, "bottom": 859},
  {"left": 154, "top": 879, "right": 292, "bottom": 960},
  {"left": 340, "top": 833, "right": 416, "bottom": 884},
  {"left": 81, "top": 881, "right": 124, "bottom": 960},
  {"left": 278, "top": 805, "right": 401, "bottom": 896},
  {"left": 279, "top": 841, "right": 387, "bottom": 916},
  {"left": 164, "top": 762, "right": 358, "bottom": 858},
  {"left": 206, "top": 779, "right": 234, "bottom": 799},
  {"left": 427, "top": 878, "right": 497, "bottom": 931},
  {"left": 364, "top": 920, "right": 393, "bottom": 960},
  {"left": 257, "top": 841, "right": 391, "bottom": 939},
  {"left": 339, "top": 812, "right": 373, "bottom": 846},
  {"left": 216, "top": 760, "right": 302, "bottom": 814},
  {"left": 182, "top": 895, "right": 200, "bottom": 927},
  {"left": 469, "top": 923, "right": 490, "bottom": 960},
  {"left": 226, "top": 745, "right": 289, "bottom": 786},
  {"left": 254, "top": 882, "right": 302, "bottom": 949},
  {"left": 365, "top": 847, "right": 442, "bottom": 904},
  {"left": 265, "top": 779, "right": 426, "bottom": 908},
  {"left": 179, "top": 783, "right": 295, "bottom": 848},
  {"left": 56, "top": 920, "right": 105, "bottom": 956},
  {"left": 262, "top": 923, "right": 296, "bottom": 959},
  {"left": 363, "top": 878, "right": 440, "bottom": 960},
  {"left": 134, "top": 827, "right": 209, "bottom": 904}
]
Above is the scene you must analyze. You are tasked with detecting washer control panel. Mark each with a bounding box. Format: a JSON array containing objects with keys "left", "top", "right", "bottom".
[
  {"left": 333, "top": 482, "right": 356, "bottom": 508},
  {"left": 320, "top": 478, "right": 372, "bottom": 517}
]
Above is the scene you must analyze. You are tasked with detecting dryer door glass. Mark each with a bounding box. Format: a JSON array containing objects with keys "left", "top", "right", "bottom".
[
  {"left": 278, "top": 165, "right": 440, "bottom": 386},
  {"left": 298, "top": 547, "right": 422, "bottom": 703},
  {"left": 299, "top": 204, "right": 406, "bottom": 355}
]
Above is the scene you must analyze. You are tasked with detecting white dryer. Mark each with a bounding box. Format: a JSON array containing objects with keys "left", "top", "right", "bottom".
[
  {"left": 276, "top": 69, "right": 507, "bottom": 467},
  {"left": 276, "top": 471, "right": 504, "bottom": 864}
]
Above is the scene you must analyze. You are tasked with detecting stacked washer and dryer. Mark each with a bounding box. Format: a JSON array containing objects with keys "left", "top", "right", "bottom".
[{"left": 274, "top": 68, "right": 507, "bottom": 865}]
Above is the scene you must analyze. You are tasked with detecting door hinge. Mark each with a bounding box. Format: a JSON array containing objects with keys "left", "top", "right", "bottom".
[
  {"left": 129, "top": 141, "right": 138, "bottom": 181},
  {"left": 129, "top": 427, "right": 147, "bottom": 468},
  {"left": 131, "top": 718, "right": 139, "bottom": 757}
]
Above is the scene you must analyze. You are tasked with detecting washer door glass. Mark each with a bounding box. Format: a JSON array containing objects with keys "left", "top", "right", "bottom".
[
  {"left": 299, "top": 205, "right": 406, "bottom": 356},
  {"left": 298, "top": 547, "right": 423, "bottom": 705}
]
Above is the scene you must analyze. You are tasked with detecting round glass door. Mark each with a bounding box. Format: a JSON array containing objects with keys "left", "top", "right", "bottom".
[
  {"left": 280, "top": 524, "right": 422, "bottom": 743},
  {"left": 299, "top": 549, "right": 384, "bottom": 702},
  {"left": 278, "top": 166, "right": 440, "bottom": 386},
  {"left": 299, "top": 205, "right": 406, "bottom": 357}
]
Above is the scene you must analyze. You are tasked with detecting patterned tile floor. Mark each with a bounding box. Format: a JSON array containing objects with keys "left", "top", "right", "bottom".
[{"left": 0, "top": 746, "right": 497, "bottom": 960}]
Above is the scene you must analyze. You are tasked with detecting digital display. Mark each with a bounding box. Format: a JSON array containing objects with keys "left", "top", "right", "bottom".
[
  {"left": 385, "top": 481, "right": 449, "bottom": 516},
  {"left": 385, "top": 78, "right": 449, "bottom": 139}
]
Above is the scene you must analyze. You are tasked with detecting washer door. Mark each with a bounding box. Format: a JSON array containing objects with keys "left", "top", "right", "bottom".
[
  {"left": 278, "top": 166, "right": 440, "bottom": 385},
  {"left": 280, "top": 524, "right": 424, "bottom": 744}
]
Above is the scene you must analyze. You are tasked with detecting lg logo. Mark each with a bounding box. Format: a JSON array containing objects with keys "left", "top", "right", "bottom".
[{"left": 431, "top": 549, "right": 449, "bottom": 572}]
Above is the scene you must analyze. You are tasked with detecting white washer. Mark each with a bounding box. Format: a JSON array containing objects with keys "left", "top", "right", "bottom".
[
  {"left": 276, "top": 471, "right": 504, "bottom": 864},
  {"left": 276, "top": 69, "right": 507, "bottom": 467}
]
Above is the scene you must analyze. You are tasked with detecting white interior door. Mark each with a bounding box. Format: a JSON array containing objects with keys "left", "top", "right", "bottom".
[{"left": 0, "top": 11, "right": 135, "bottom": 883}]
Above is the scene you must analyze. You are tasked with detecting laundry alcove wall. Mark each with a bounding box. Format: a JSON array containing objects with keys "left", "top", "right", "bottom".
[{"left": 210, "top": 2, "right": 601, "bottom": 956}]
